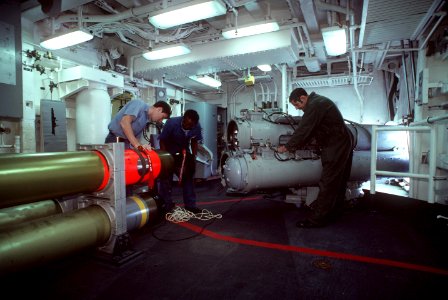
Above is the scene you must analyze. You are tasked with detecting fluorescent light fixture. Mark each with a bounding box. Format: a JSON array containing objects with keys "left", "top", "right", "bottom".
[
  {"left": 303, "top": 58, "right": 321, "bottom": 72},
  {"left": 321, "top": 26, "right": 347, "bottom": 56},
  {"left": 189, "top": 75, "right": 222, "bottom": 88},
  {"left": 149, "top": 0, "right": 226, "bottom": 29},
  {"left": 40, "top": 29, "right": 93, "bottom": 50},
  {"left": 222, "top": 20, "right": 280, "bottom": 39},
  {"left": 257, "top": 64, "right": 272, "bottom": 72},
  {"left": 143, "top": 43, "right": 191, "bottom": 60}
]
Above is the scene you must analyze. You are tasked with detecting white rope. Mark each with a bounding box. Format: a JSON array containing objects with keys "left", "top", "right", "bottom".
[{"left": 165, "top": 206, "right": 222, "bottom": 223}]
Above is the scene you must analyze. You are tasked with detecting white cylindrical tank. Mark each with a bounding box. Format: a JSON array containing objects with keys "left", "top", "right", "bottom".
[
  {"left": 227, "top": 117, "right": 406, "bottom": 151},
  {"left": 222, "top": 151, "right": 409, "bottom": 194},
  {"left": 76, "top": 83, "right": 111, "bottom": 145},
  {"left": 223, "top": 153, "right": 322, "bottom": 192}
]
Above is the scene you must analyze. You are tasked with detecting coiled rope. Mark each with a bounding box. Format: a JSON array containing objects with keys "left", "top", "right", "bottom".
[{"left": 165, "top": 206, "right": 222, "bottom": 223}]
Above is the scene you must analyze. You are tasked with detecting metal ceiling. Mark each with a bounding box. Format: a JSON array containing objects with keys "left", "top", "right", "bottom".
[
  {"left": 363, "top": 0, "right": 437, "bottom": 45},
  {"left": 20, "top": 0, "right": 445, "bottom": 92}
]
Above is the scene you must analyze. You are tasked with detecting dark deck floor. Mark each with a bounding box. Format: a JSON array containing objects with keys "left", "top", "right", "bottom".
[{"left": 3, "top": 179, "right": 448, "bottom": 299}]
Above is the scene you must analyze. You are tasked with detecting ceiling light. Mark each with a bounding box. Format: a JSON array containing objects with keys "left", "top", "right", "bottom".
[
  {"left": 303, "top": 58, "right": 321, "bottom": 72},
  {"left": 321, "top": 26, "right": 347, "bottom": 56},
  {"left": 40, "top": 29, "right": 93, "bottom": 50},
  {"left": 143, "top": 43, "right": 191, "bottom": 60},
  {"left": 189, "top": 75, "right": 222, "bottom": 88},
  {"left": 149, "top": 0, "right": 227, "bottom": 29},
  {"left": 222, "top": 20, "right": 280, "bottom": 39},
  {"left": 257, "top": 64, "right": 272, "bottom": 72}
]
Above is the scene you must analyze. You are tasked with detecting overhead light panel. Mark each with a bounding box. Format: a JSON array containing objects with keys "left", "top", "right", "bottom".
[
  {"left": 149, "top": 0, "right": 227, "bottom": 29},
  {"left": 189, "top": 75, "right": 222, "bottom": 88},
  {"left": 257, "top": 64, "right": 272, "bottom": 72},
  {"left": 40, "top": 29, "right": 94, "bottom": 50},
  {"left": 143, "top": 43, "right": 191, "bottom": 60},
  {"left": 321, "top": 26, "right": 347, "bottom": 56},
  {"left": 222, "top": 20, "right": 280, "bottom": 39}
]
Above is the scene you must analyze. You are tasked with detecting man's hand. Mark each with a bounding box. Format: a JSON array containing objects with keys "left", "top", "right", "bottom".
[
  {"left": 137, "top": 144, "right": 152, "bottom": 151},
  {"left": 142, "top": 144, "right": 152, "bottom": 151},
  {"left": 277, "top": 145, "right": 288, "bottom": 153}
]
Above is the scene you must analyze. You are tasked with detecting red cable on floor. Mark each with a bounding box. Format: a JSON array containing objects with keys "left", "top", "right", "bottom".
[
  {"left": 177, "top": 221, "right": 448, "bottom": 276},
  {"left": 175, "top": 196, "right": 264, "bottom": 207}
]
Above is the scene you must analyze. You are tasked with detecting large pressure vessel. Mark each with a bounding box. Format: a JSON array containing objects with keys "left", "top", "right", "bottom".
[
  {"left": 227, "top": 117, "right": 407, "bottom": 151},
  {"left": 222, "top": 151, "right": 409, "bottom": 194}
]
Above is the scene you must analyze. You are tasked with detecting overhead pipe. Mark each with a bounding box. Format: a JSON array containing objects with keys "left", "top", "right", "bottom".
[
  {"left": 294, "top": 24, "right": 309, "bottom": 57},
  {"left": 0, "top": 149, "right": 172, "bottom": 209},
  {"left": 281, "top": 64, "right": 288, "bottom": 113},
  {"left": 56, "top": 1, "right": 162, "bottom": 23},
  {"left": 401, "top": 41, "right": 412, "bottom": 115},
  {"left": 375, "top": 41, "right": 391, "bottom": 70},
  {"left": 286, "top": 0, "right": 313, "bottom": 57},
  {"left": 358, "top": 0, "right": 368, "bottom": 48},
  {"left": 418, "top": 12, "right": 447, "bottom": 50}
]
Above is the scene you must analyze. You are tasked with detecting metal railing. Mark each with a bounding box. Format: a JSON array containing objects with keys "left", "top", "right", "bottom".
[{"left": 370, "top": 125, "right": 436, "bottom": 203}]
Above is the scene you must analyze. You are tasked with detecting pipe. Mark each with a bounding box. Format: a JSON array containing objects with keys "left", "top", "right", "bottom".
[
  {"left": 350, "top": 15, "right": 364, "bottom": 122},
  {"left": 0, "top": 192, "right": 160, "bottom": 230},
  {"left": 358, "top": 0, "right": 368, "bottom": 48},
  {"left": 298, "top": 24, "right": 314, "bottom": 56},
  {"left": 0, "top": 200, "right": 62, "bottom": 228},
  {"left": 400, "top": 41, "right": 412, "bottom": 116},
  {"left": 0, "top": 149, "right": 173, "bottom": 209},
  {"left": 419, "top": 12, "right": 446, "bottom": 51},
  {"left": 410, "top": 114, "right": 448, "bottom": 126},
  {"left": 353, "top": 48, "right": 420, "bottom": 53},
  {"left": 281, "top": 64, "right": 287, "bottom": 113},
  {"left": 0, "top": 151, "right": 108, "bottom": 208},
  {"left": 376, "top": 41, "right": 391, "bottom": 70},
  {"left": 0, "top": 193, "right": 159, "bottom": 274},
  {"left": 57, "top": 1, "right": 161, "bottom": 23},
  {"left": 0, "top": 205, "right": 111, "bottom": 275}
]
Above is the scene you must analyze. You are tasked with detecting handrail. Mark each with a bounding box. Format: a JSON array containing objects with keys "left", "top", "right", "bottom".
[{"left": 370, "top": 125, "right": 436, "bottom": 203}]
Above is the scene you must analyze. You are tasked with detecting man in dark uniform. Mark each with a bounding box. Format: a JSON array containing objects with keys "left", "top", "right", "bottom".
[
  {"left": 277, "top": 88, "right": 353, "bottom": 228},
  {"left": 158, "top": 109, "right": 203, "bottom": 214}
]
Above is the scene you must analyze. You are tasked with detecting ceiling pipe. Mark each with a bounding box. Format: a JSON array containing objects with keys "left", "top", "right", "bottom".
[
  {"left": 411, "top": 0, "right": 445, "bottom": 40},
  {"left": 419, "top": 12, "right": 447, "bottom": 50},
  {"left": 56, "top": 1, "right": 162, "bottom": 23},
  {"left": 281, "top": 64, "right": 287, "bottom": 114},
  {"left": 287, "top": 0, "right": 316, "bottom": 57},
  {"left": 21, "top": 0, "right": 93, "bottom": 22},
  {"left": 375, "top": 41, "right": 391, "bottom": 70},
  {"left": 358, "top": 0, "right": 368, "bottom": 48}
]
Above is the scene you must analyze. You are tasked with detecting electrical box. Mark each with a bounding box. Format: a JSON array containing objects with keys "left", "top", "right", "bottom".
[
  {"left": 155, "top": 87, "right": 167, "bottom": 101},
  {"left": 244, "top": 74, "right": 255, "bottom": 86}
]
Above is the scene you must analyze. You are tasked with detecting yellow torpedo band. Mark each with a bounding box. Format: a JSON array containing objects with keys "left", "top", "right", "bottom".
[{"left": 129, "top": 196, "right": 148, "bottom": 228}]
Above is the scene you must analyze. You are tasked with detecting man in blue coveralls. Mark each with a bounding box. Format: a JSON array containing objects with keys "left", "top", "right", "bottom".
[
  {"left": 158, "top": 109, "right": 203, "bottom": 214},
  {"left": 106, "top": 100, "right": 171, "bottom": 151}
]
